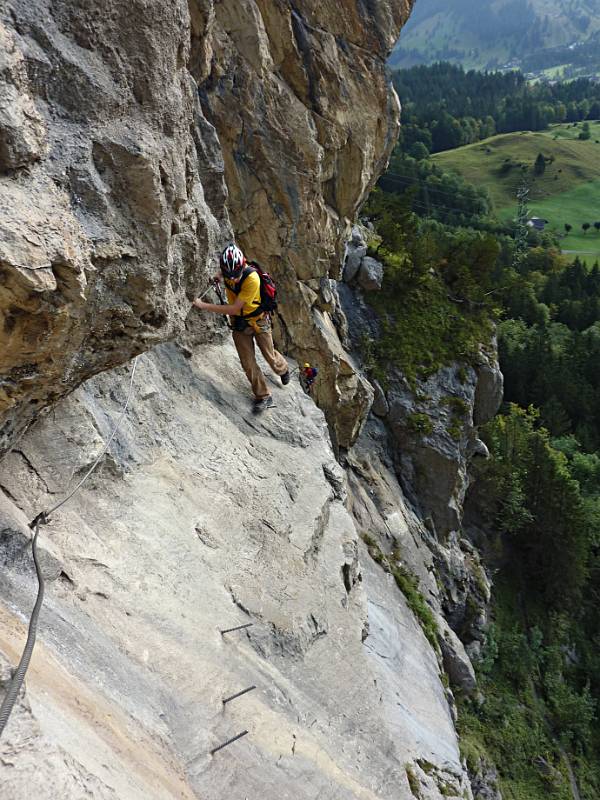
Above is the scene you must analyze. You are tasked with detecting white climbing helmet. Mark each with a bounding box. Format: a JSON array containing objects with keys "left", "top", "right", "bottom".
[{"left": 220, "top": 244, "right": 246, "bottom": 278}]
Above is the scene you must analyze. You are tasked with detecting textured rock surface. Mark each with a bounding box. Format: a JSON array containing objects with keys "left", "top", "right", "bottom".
[
  {"left": 345, "top": 417, "right": 476, "bottom": 794},
  {"left": 343, "top": 225, "right": 385, "bottom": 292},
  {"left": 344, "top": 241, "right": 367, "bottom": 284},
  {"left": 0, "top": 0, "right": 230, "bottom": 456},
  {"left": 0, "top": 24, "right": 47, "bottom": 170},
  {"left": 358, "top": 356, "right": 499, "bottom": 665},
  {"left": 0, "top": 343, "right": 466, "bottom": 799},
  {"left": 470, "top": 757, "right": 502, "bottom": 800},
  {"left": 357, "top": 257, "right": 384, "bottom": 292},
  {"left": 199, "top": 0, "right": 414, "bottom": 448},
  {"left": 386, "top": 353, "right": 502, "bottom": 541},
  {"left": 439, "top": 625, "right": 477, "bottom": 695},
  {"left": 0, "top": 2, "right": 496, "bottom": 797},
  {"left": 1, "top": 0, "right": 415, "bottom": 456},
  {"left": 473, "top": 338, "right": 504, "bottom": 427},
  {"left": 371, "top": 380, "right": 390, "bottom": 418}
]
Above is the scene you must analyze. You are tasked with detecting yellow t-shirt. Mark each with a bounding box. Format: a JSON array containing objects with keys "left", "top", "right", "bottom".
[{"left": 225, "top": 270, "right": 262, "bottom": 318}]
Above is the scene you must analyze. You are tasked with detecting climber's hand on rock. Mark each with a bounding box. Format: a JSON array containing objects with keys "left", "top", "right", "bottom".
[{"left": 193, "top": 299, "right": 209, "bottom": 311}]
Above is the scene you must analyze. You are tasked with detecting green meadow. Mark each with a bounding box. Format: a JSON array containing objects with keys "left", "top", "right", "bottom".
[{"left": 433, "top": 123, "right": 600, "bottom": 263}]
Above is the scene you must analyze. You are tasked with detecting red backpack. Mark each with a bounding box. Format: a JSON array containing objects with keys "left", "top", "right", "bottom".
[{"left": 236, "top": 261, "right": 278, "bottom": 317}]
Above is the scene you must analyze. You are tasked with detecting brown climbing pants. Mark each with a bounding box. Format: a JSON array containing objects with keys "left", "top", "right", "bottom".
[{"left": 232, "top": 318, "right": 288, "bottom": 399}]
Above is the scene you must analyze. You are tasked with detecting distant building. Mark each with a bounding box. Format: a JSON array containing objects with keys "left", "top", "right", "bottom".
[{"left": 527, "top": 217, "right": 549, "bottom": 231}]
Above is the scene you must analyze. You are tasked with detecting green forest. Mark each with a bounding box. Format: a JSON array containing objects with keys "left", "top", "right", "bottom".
[
  {"left": 393, "top": 64, "right": 600, "bottom": 154},
  {"left": 362, "top": 64, "right": 600, "bottom": 799}
]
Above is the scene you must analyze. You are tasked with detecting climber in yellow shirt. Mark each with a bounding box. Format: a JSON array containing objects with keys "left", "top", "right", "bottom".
[{"left": 193, "top": 244, "right": 290, "bottom": 412}]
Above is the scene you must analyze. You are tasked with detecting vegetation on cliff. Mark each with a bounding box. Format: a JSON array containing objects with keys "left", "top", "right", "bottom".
[
  {"left": 365, "top": 66, "right": 600, "bottom": 798},
  {"left": 461, "top": 404, "right": 600, "bottom": 799},
  {"left": 362, "top": 189, "right": 496, "bottom": 386}
]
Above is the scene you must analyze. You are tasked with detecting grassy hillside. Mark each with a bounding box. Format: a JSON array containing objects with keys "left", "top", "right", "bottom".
[
  {"left": 392, "top": 0, "right": 600, "bottom": 76},
  {"left": 433, "top": 123, "right": 600, "bottom": 261}
]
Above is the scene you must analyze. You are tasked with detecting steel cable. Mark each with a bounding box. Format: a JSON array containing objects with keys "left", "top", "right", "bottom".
[
  {"left": 0, "top": 355, "right": 139, "bottom": 740},
  {"left": 0, "top": 520, "right": 45, "bottom": 737}
]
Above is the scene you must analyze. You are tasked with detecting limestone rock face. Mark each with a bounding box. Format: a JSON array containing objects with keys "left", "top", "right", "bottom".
[
  {"left": 345, "top": 417, "right": 476, "bottom": 795},
  {"left": 473, "top": 338, "right": 504, "bottom": 426},
  {"left": 371, "top": 379, "right": 390, "bottom": 418},
  {"left": 386, "top": 365, "right": 479, "bottom": 539},
  {"left": 0, "top": 0, "right": 229, "bottom": 456},
  {"left": 470, "top": 757, "right": 502, "bottom": 800},
  {"left": 344, "top": 240, "right": 367, "bottom": 284},
  {"left": 1, "top": 0, "right": 414, "bottom": 456},
  {"left": 0, "top": 24, "right": 47, "bottom": 170},
  {"left": 385, "top": 350, "right": 502, "bottom": 541},
  {"left": 0, "top": 343, "right": 466, "bottom": 800},
  {"left": 439, "top": 624, "right": 477, "bottom": 695},
  {"left": 199, "top": 0, "right": 414, "bottom": 448},
  {"left": 357, "top": 257, "right": 384, "bottom": 291},
  {"left": 337, "top": 270, "right": 501, "bottom": 694}
]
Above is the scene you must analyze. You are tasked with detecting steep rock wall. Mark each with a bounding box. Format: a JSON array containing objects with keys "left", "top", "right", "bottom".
[
  {"left": 0, "top": 2, "right": 488, "bottom": 798},
  {"left": 178, "top": 0, "right": 412, "bottom": 449},
  {"left": 0, "top": 0, "right": 229, "bottom": 456},
  {"left": 338, "top": 252, "right": 503, "bottom": 697},
  {"left": 1, "top": 0, "right": 413, "bottom": 457},
  {"left": 0, "top": 344, "right": 468, "bottom": 799}
]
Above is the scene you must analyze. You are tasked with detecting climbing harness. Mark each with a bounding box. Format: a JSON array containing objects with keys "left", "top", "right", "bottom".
[{"left": 0, "top": 356, "right": 139, "bottom": 740}]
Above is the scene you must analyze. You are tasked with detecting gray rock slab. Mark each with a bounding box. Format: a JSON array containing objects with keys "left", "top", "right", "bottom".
[
  {"left": 0, "top": 341, "right": 465, "bottom": 800},
  {"left": 357, "top": 257, "right": 384, "bottom": 291}
]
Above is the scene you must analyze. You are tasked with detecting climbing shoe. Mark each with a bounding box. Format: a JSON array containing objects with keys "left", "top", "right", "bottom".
[
  {"left": 281, "top": 370, "right": 290, "bottom": 386},
  {"left": 253, "top": 395, "right": 274, "bottom": 413}
]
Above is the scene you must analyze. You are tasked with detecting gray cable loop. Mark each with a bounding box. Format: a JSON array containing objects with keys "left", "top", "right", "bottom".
[
  {"left": 0, "top": 520, "right": 45, "bottom": 738},
  {"left": 0, "top": 355, "right": 139, "bottom": 740}
]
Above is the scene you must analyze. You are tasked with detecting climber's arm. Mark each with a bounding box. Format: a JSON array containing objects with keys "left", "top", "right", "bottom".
[{"left": 193, "top": 296, "right": 244, "bottom": 315}]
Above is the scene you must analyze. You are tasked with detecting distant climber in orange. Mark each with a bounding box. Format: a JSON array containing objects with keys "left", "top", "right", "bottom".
[
  {"left": 193, "top": 245, "right": 289, "bottom": 412},
  {"left": 301, "top": 362, "right": 318, "bottom": 395}
]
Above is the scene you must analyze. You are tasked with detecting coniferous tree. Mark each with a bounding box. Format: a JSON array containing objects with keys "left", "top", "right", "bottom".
[{"left": 534, "top": 153, "right": 546, "bottom": 175}]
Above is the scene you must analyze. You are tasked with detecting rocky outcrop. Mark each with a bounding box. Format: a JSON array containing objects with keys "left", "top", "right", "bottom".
[
  {"left": 345, "top": 414, "right": 482, "bottom": 699},
  {"left": 336, "top": 258, "right": 502, "bottom": 700},
  {"left": 469, "top": 757, "right": 502, "bottom": 800},
  {"left": 0, "top": 24, "right": 47, "bottom": 170},
  {"left": 343, "top": 226, "right": 384, "bottom": 291},
  {"left": 0, "top": 342, "right": 467, "bottom": 799},
  {"left": 344, "top": 227, "right": 369, "bottom": 283},
  {"left": 363, "top": 365, "right": 498, "bottom": 656},
  {"left": 1, "top": 0, "right": 414, "bottom": 456},
  {"left": 383, "top": 355, "right": 502, "bottom": 542},
  {"left": 199, "top": 1, "right": 414, "bottom": 447},
  {"left": 0, "top": 0, "right": 229, "bottom": 456},
  {"left": 356, "top": 257, "right": 384, "bottom": 292}
]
